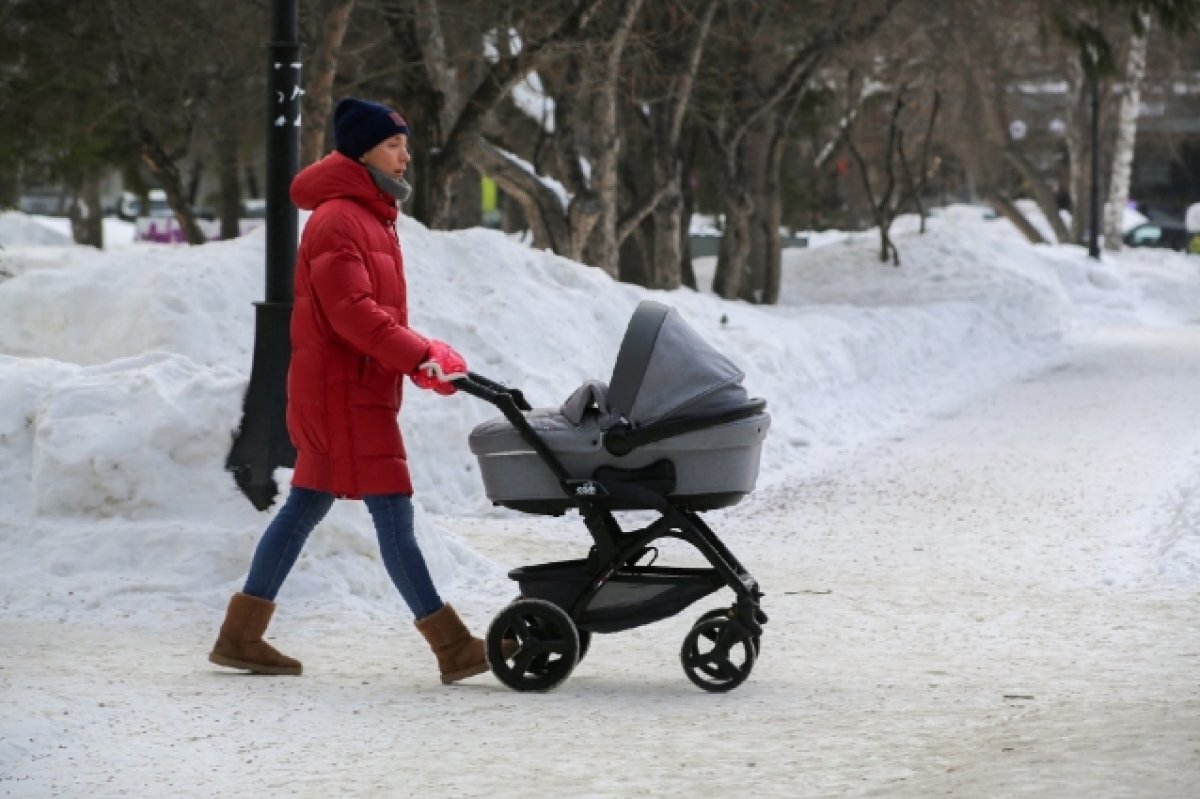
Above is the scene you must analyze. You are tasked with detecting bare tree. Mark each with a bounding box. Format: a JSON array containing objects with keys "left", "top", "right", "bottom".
[
  {"left": 98, "top": 0, "right": 268, "bottom": 245},
  {"left": 399, "top": 0, "right": 611, "bottom": 230},
  {"left": 699, "top": 0, "right": 903, "bottom": 302},
  {"left": 948, "top": 2, "right": 1075, "bottom": 243},
  {"left": 844, "top": 82, "right": 939, "bottom": 265},
  {"left": 619, "top": 0, "right": 719, "bottom": 289},
  {"left": 302, "top": 0, "right": 359, "bottom": 166},
  {"left": 571, "top": 0, "right": 646, "bottom": 276},
  {"left": 104, "top": 0, "right": 207, "bottom": 244},
  {"left": 1102, "top": 11, "right": 1151, "bottom": 250}
]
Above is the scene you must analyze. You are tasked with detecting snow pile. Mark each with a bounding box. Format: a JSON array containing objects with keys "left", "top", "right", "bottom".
[
  {"left": 0, "top": 211, "right": 73, "bottom": 247},
  {"left": 0, "top": 211, "right": 137, "bottom": 250},
  {"left": 0, "top": 233, "right": 262, "bottom": 366},
  {"left": 0, "top": 204, "right": 1197, "bottom": 620}
]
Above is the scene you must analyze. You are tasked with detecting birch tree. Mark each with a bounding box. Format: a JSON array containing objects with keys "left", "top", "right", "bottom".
[{"left": 1102, "top": 11, "right": 1151, "bottom": 250}]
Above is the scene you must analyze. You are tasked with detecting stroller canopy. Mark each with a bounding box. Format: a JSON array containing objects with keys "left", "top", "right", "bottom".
[{"left": 607, "top": 301, "right": 748, "bottom": 426}]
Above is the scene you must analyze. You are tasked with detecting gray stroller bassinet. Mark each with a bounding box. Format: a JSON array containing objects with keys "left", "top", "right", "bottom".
[{"left": 468, "top": 300, "right": 771, "bottom": 514}]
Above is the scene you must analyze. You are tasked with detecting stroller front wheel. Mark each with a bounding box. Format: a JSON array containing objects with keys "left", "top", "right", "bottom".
[
  {"left": 486, "top": 598, "right": 580, "bottom": 692},
  {"left": 680, "top": 616, "right": 757, "bottom": 693},
  {"left": 695, "top": 607, "right": 760, "bottom": 657}
]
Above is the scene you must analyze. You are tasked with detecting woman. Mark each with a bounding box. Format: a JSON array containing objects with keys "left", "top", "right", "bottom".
[{"left": 209, "top": 97, "right": 492, "bottom": 684}]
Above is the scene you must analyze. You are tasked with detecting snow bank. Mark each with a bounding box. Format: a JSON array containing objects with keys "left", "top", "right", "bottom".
[
  {"left": 0, "top": 232, "right": 262, "bottom": 366},
  {"left": 0, "top": 204, "right": 1197, "bottom": 619},
  {"left": 0, "top": 211, "right": 74, "bottom": 247}
]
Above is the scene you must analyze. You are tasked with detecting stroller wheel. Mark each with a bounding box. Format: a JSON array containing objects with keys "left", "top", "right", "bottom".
[
  {"left": 486, "top": 599, "right": 580, "bottom": 692},
  {"left": 680, "top": 617, "right": 757, "bottom": 693},
  {"left": 695, "top": 608, "right": 760, "bottom": 656}
]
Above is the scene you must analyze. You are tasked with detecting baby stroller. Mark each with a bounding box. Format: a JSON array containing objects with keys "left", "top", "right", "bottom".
[{"left": 458, "top": 300, "right": 770, "bottom": 693}]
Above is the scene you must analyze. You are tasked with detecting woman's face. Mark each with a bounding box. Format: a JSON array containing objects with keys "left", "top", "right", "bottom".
[{"left": 360, "top": 134, "right": 411, "bottom": 177}]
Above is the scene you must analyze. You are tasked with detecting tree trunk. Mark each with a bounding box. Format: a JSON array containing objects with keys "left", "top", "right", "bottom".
[
  {"left": 302, "top": 0, "right": 357, "bottom": 166},
  {"left": 648, "top": 162, "right": 683, "bottom": 290},
  {"left": 424, "top": 0, "right": 609, "bottom": 230},
  {"left": 1103, "top": 14, "right": 1151, "bottom": 252},
  {"left": 446, "top": 167, "right": 483, "bottom": 230},
  {"left": 960, "top": 36, "right": 1071, "bottom": 244},
  {"left": 1064, "top": 55, "right": 1089, "bottom": 242},
  {"left": 467, "top": 139, "right": 570, "bottom": 252},
  {"left": 679, "top": 159, "right": 698, "bottom": 291},
  {"left": 1003, "top": 147, "right": 1072, "bottom": 243},
  {"left": 216, "top": 114, "right": 242, "bottom": 240},
  {"left": 744, "top": 120, "right": 775, "bottom": 302},
  {"left": 618, "top": 218, "right": 652, "bottom": 287},
  {"left": 987, "top": 190, "right": 1048, "bottom": 244},
  {"left": 69, "top": 175, "right": 104, "bottom": 249},
  {"left": 712, "top": 142, "right": 755, "bottom": 301},
  {"left": 844, "top": 93, "right": 902, "bottom": 266},
  {"left": 577, "top": 0, "right": 643, "bottom": 275},
  {"left": 681, "top": 136, "right": 700, "bottom": 289},
  {"left": 244, "top": 165, "right": 260, "bottom": 199},
  {"left": 141, "top": 140, "right": 207, "bottom": 245},
  {"left": 616, "top": 0, "right": 715, "bottom": 289},
  {"left": 761, "top": 120, "right": 791, "bottom": 303}
]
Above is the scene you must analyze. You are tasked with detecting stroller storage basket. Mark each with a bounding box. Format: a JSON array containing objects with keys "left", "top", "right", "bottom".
[{"left": 511, "top": 559, "right": 725, "bottom": 634}]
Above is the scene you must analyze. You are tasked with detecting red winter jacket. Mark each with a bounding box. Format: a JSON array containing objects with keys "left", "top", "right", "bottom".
[{"left": 286, "top": 152, "right": 430, "bottom": 497}]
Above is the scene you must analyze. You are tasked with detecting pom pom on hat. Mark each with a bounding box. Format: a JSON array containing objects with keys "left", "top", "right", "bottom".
[{"left": 333, "top": 97, "right": 410, "bottom": 160}]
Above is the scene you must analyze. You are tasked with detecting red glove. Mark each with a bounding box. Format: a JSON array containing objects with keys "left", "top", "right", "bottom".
[{"left": 411, "top": 340, "right": 467, "bottom": 395}]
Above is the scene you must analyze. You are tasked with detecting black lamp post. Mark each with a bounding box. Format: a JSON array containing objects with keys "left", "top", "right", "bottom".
[
  {"left": 226, "top": 0, "right": 301, "bottom": 510},
  {"left": 1088, "top": 73, "right": 1101, "bottom": 260}
]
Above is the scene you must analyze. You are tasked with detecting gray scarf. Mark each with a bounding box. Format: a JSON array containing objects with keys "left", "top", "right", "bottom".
[{"left": 364, "top": 163, "right": 413, "bottom": 204}]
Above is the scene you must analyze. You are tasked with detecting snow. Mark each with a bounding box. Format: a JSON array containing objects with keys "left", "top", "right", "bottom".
[
  {"left": 510, "top": 72, "right": 556, "bottom": 133},
  {"left": 487, "top": 146, "right": 569, "bottom": 211},
  {"left": 2, "top": 204, "right": 1199, "bottom": 797},
  {"left": 0, "top": 212, "right": 138, "bottom": 250}
]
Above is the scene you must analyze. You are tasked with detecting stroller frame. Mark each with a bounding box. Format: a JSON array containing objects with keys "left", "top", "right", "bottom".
[{"left": 460, "top": 372, "right": 768, "bottom": 693}]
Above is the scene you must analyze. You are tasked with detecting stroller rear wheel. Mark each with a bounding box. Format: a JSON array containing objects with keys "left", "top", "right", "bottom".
[
  {"left": 487, "top": 598, "right": 580, "bottom": 692},
  {"left": 680, "top": 616, "right": 757, "bottom": 693},
  {"left": 506, "top": 590, "right": 590, "bottom": 657}
]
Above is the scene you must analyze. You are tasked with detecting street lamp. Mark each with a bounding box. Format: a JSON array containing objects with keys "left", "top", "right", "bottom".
[
  {"left": 226, "top": 0, "right": 301, "bottom": 510},
  {"left": 1088, "top": 73, "right": 1101, "bottom": 260}
]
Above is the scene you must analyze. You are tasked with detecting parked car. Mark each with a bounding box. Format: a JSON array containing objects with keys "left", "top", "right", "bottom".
[
  {"left": 1122, "top": 222, "right": 1195, "bottom": 252},
  {"left": 131, "top": 191, "right": 265, "bottom": 243},
  {"left": 18, "top": 187, "right": 69, "bottom": 216}
]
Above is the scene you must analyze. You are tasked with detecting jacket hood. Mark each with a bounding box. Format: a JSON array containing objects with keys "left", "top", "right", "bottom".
[{"left": 290, "top": 151, "right": 397, "bottom": 222}]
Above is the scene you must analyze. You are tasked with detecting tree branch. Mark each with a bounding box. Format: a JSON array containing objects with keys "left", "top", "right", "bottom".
[
  {"left": 733, "top": 0, "right": 905, "bottom": 150},
  {"left": 436, "top": 0, "right": 609, "bottom": 170}
]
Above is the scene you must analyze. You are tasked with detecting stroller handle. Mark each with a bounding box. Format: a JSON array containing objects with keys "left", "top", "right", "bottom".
[{"left": 456, "top": 372, "right": 533, "bottom": 412}]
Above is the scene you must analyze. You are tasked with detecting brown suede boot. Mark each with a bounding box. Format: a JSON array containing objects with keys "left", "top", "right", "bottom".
[
  {"left": 414, "top": 603, "right": 491, "bottom": 684},
  {"left": 208, "top": 592, "right": 302, "bottom": 676}
]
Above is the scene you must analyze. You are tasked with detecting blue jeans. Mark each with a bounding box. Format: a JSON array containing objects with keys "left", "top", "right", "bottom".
[{"left": 242, "top": 487, "right": 444, "bottom": 619}]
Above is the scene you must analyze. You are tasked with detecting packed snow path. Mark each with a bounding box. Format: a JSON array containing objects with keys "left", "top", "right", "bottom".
[{"left": 4, "top": 323, "right": 1199, "bottom": 798}]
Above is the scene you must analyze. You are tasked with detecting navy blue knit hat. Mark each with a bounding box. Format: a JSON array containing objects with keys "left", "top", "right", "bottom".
[{"left": 333, "top": 97, "right": 410, "bottom": 160}]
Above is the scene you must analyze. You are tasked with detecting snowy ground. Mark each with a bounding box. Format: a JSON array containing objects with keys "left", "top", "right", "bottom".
[{"left": 1, "top": 205, "right": 1199, "bottom": 797}]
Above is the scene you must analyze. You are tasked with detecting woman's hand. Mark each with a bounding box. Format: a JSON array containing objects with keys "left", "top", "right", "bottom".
[{"left": 411, "top": 340, "right": 467, "bottom": 395}]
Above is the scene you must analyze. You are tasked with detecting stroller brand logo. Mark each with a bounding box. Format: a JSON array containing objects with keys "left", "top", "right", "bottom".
[{"left": 575, "top": 481, "right": 598, "bottom": 496}]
